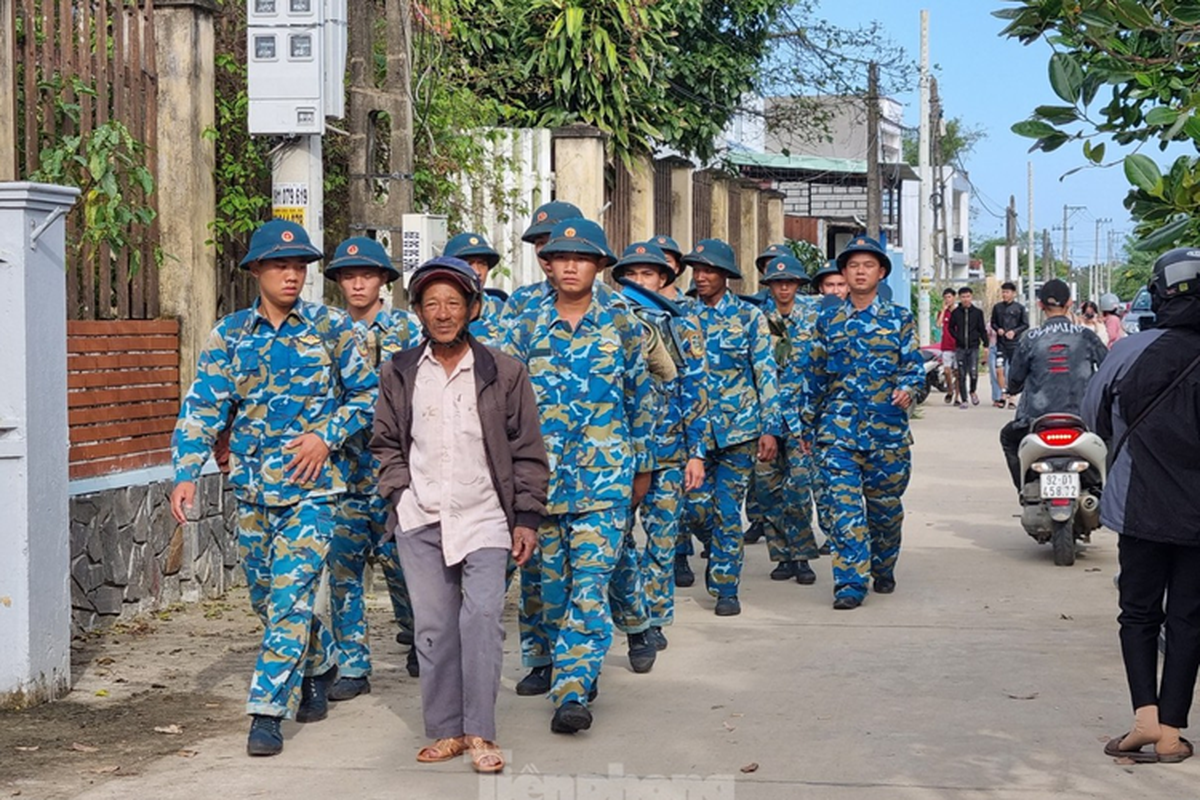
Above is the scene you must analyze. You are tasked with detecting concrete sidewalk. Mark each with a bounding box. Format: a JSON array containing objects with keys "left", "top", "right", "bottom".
[{"left": 68, "top": 395, "right": 1200, "bottom": 798}]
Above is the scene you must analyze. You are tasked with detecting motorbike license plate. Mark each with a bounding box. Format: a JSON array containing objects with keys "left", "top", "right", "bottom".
[{"left": 1040, "top": 472, "right": 1080, "bottom": 499}]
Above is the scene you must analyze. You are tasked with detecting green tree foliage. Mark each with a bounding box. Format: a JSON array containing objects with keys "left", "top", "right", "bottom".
[
  {"left": 997, "top": 1, "right": 1200, "bottom": 250},
  {"left": 902, "top": 117, "right": 987, "bottom": 167},
  {"left": 453, "top": 0, "right": 783, "bottom": 160}
]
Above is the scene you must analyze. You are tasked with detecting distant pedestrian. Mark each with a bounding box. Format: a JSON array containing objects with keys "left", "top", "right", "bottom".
[
  {"left": 1079, "top": 300, "right": 1110, "bottom": 347},
  {"left": 986, "top": 327, "right": 1004, "bottom": 407},
  {"left": 1082, "top": 248, "right": 1200, "bottom": 764},
  {"left": 936, "top": 287, "right": 958, "bottom": 404},
  {"left": 948, "top": 287, "right": 987, "bottom": 408},
  {"left": 991, "top": 281, "right": 1029, "bottom": 409},
  {"left": 1100, "top": 293, "right": 1126, "bottom": 349},
  {"left": 372, "top": 256, "right": 547, "bottom": 773}
]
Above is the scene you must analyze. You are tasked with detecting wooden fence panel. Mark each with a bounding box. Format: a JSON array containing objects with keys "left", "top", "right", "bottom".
[
  {"left": 68, "top": 319, "right": 179, "bottom": 479},
  {"left": 653, "top": 160, "right": 672, "bottom": 237},
  {"left": 13, "top": 0, "right": 160, "bottom": 321}
]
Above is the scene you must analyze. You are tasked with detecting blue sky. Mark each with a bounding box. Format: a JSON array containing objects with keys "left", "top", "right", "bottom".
[{"left": 818, "top": 0, "right": 1136, "bottom": 264}]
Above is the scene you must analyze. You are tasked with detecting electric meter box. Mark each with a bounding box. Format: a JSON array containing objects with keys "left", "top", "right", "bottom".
[
  {"left": 400, "top": 214, "right": 449, "bottom": 278},
  {"left": 247, "top": 0, "right": 345, "bottom": 135}
]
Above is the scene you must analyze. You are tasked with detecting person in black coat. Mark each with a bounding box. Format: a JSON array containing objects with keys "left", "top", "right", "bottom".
[
  {"left": 948, "top": 287, "right": 988, "bottom": 407},
  {"left": 1083, "top": 248, "right": 1200, "bottom": 764}
]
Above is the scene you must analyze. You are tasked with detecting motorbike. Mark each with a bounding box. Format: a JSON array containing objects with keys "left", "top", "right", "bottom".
[
  {"left": 1016, "top": 413, "right": 1107, "bottom": 566},
  {"left": 916, "top": 348, "right": 947, "bottom": 405}
]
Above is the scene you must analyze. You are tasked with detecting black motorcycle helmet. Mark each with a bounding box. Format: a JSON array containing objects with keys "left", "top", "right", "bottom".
[{"left": 1150, "top": 246, "right": 1200, "bottom": 311}]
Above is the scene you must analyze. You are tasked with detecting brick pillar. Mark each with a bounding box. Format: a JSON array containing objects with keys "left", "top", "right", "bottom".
[{"left": 155, "top": 0, "right": 218, "bottom": 393}]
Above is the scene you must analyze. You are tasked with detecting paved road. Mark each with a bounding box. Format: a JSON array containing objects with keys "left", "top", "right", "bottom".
[{"left": 73, "top": 387, "right": 1200, "bottom": 799}]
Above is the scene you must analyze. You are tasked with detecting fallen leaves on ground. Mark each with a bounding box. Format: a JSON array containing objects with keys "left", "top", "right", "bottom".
[
  {"left": 740, "top": 763, "right": 759, "bottom": 773},
  {"left": 71, "top": 743, "right": 99, "bottom": 753},
  {"left": 153, "top": 724, "right": 184, "bottom": 735},
  {"left": 1006, "top": 692, "right": 1039, "bottom": 701}
]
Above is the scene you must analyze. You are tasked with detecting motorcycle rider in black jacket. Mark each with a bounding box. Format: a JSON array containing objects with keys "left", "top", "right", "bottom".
[
  {"left": 998, "top": 279, "right": 1107, "bottom": 490},
  {"left": 1082, "top": 247, "right": 1200, "bottom": 763}
]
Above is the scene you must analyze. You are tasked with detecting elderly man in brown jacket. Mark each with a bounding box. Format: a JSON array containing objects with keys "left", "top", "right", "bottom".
[{"left": 371, "top": 256, "right": 548, "bottom": 774}]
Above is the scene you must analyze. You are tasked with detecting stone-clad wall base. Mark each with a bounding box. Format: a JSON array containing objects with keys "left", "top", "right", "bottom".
[{"left": 69, "top": 474, "right": 240, "bottom": 636}]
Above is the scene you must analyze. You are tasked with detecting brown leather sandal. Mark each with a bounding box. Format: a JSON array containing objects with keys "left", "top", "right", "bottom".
[
  {"left": 416, "top": 736, "right": 467, "bottom": 763},
  {"left": 465, "top": 735, "right": 505, "bottom": 774}
]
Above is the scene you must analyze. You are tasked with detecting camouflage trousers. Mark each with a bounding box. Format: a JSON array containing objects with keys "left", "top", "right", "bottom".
[
  {"left": 327, "top": 493, "right": 413, "bottom": 678},
  {"left": 677, "top": 441, "right": 756, "bottom": 597},
  {"left": 237, "top": 498, "right": 337, "bottom": 719},
  {"left": 748, "top": 436, "right": 819, "bottom": 562},
  {"left": 635, "top": 465, "right": 683, "bottom": 627},
  {"left": 819, "top": 445, "right": 912, "bottom": 601},
  {"left": 518, "top": 549, "right": 549, "bottom": 669},
  {"left": 608, "top": 465, "right": 684, "bottom": 632},
  {"left": 539, "top": 507, "right": 627, "bottom": 708}
]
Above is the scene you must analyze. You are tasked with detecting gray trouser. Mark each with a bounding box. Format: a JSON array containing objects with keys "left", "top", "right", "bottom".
[{"left": 393, "top": 523, "right": 508, "bottom": 740}]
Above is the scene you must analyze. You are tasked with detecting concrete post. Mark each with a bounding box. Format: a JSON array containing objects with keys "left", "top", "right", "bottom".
[
  {"left": 763, "top": 190, "right": 785, "bottom": 247},
  {"left": 669, "top": 162, "right": 693, "bottom": 249},
  {"left": 739, "top": 183, "right": 760, "bottom": 293},
  {"left": 552, "top": 125, "right": 608, "bottom": 220},
  {"left": 709, "top": 176, "right": 729, "bottom": 241},
  {"left": 155, "top": 0, "right": 218, "bottom": 392},
  {"left": 627, "top": 153, "right": 655, "bottom": 244},
  {"left": 0, "top": 0, "right": 15, "bottom": 181},
  {"left": 0, "top": 182, "right": 79, "bottom": 709}
]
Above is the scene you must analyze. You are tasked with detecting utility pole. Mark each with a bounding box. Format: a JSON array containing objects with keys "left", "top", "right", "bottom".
[
  {"left": 347, "top": 0, "right": 414, "bottom": 306},
  {"left": 1042, "top": 229, "right": 1052, "bottom": 283},
  {"left": 916, "top": 9, "right": 933, "bottom": 345},
  {"left": 1060, "top": 203, "right": 1086, "bottom": 279},
  {"left": 865, "top": 61, "right": 881, "bottom": 242},
  {"left": 931, "top": 78, "right": 951, "bottom": 286},
  {"left": 1092, "top": 217, "right": 1111, "bottom": 301},
  {"left": 1004, "top": 195, "right": 1017, "bottom": 283},
  {"left": 1027, "top": 162, "right": 1035, "bottom": 315}
]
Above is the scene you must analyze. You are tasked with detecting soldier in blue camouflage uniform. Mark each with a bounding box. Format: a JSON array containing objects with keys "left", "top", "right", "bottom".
[
  {"left": 170, "top": 219, "right": 377, "bottom": 757},
  {"left": 812, "top": 236, "right": 924, "bottom": 610},
  {"left": 752, "top": 255, "right": 824, "bottom": 584},
  {"left": 676, "top": 239, "right": 781, "bottom": 617},
  {"left": 445, "top": 232, "right": 507, "bottom": 347},
  {"left": 504, "top": 218, "right": 654, "bottom": 734},
  {"left": 743, "top": 243, "right": 794, "bottom": 546},
  {"left": 499, "top": 202, "right": 582, "bottom": 698},
  {"left": 321, "top": 236, "right": 420, "bottom": 701},
  {"left": 608, "top": 242, "right": 709, "bottom": 661}
]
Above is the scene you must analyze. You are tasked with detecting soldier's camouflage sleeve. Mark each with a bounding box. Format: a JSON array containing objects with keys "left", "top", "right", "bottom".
[
  {"left": 748, "top": 306, "right": 783, "bottom": 438},
  {"left": 501, "top": 304, "right": 531, "bottom": 362},
  {"left": 679, "top": 315, "right": 711, "bottom": 460},
  {"left": 172, "top": 325, "right": 234, "bottom": 484},
  {"left": 618, "top": 308, "right": 655, "bottom": 474},
  {"left": 896, "top": 311, "right": 925, "bottom": 400},
  {"left": 318, "top": 315, "right": 379, "bottom": 450}
]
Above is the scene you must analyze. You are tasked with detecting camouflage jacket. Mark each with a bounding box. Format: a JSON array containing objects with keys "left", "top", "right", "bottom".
[
  {"left": 470, "top": 292, "right": 507, "bottom": 347},
  {"left": 813, "top": 295, "right": 924, "bottom": 450},
  {"left": 503, "top": 288, "right": 654, "bottom": 514},
  {"left": 765, "top": 296, "right": 824, "bottom": 438},
  {"left": 501, "top": 279, "right": 615, "bottom": 342},
  {"left": 172, "top": 299, "right": 378, "bottom": 507},
  {"left": 342, "top": 307, "right": 421, "bottom": 494},
  {"left": 619, "top": 286, "right": 711, "bottom": 466},
  {"left": 692, "top": 290, "right": 782, "bottom": 449}
]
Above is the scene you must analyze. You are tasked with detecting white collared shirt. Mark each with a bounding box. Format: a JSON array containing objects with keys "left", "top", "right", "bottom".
[{"left": 396, "top": 345, "right": 510, "bottom": 565}]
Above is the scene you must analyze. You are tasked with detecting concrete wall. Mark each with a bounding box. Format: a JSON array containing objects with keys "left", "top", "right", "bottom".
[{"left": 69, "top": 473, "right": 239, "bottom": 636}]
